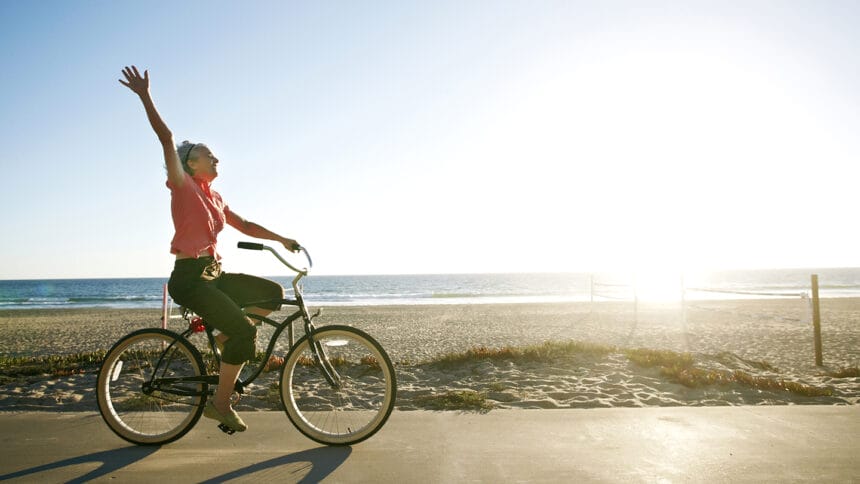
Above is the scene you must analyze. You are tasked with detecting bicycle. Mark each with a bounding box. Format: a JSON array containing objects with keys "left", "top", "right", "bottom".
[{"left": 96, "top": 242, "right": 397, "bottom": 446}]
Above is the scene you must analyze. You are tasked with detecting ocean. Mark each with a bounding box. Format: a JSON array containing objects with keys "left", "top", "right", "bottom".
[{"left": 2, "top": 268, "right": 860, "bottom": 310}]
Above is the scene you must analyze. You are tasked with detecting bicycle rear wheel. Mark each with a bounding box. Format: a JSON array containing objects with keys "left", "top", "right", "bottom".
[
  {"left": 281, "top": 325, "right": 396, "bottom": 446},
  {"left": 97, "top": 328, "right": 207, "bottom": 445}
]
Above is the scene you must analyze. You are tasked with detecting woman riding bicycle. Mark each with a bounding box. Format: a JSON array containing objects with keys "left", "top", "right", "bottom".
[{"left": 120, "top": 65, "right": 300, "bottom": 433}]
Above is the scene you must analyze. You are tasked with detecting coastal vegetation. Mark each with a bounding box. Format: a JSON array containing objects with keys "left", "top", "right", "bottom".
[
  {"left": 1, "top": 341, "right": 855, "bottom": 410},
  {"left": 0, "top": 351, "right": 106, "bottom": 384},
  {"left": 624, "top": 348, "right": 833, "bottom": 397},
  {"left": 419, "top": 342, "right": 843, "bottom": 404},
  {"left": 425, "top": 341, "right": 616, "bottom": 369}
]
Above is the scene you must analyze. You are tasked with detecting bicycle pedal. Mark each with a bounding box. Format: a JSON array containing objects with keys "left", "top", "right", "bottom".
[{"left": 217, "top": 423, "right": 237, "bottom": 435}]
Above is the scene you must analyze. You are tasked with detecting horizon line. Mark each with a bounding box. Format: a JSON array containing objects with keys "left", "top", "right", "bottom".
[{"left": 3, "top": 266, "right": 860, "bottom": 282}]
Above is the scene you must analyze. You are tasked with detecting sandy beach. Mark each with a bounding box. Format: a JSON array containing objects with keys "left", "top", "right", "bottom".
[{"left": 1, "top": 298, "right": 857, "bottom": 411}]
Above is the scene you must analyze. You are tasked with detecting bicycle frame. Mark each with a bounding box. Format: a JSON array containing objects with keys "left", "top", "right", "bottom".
[{"left": 146, "top": 243, "right": 339, "bottom": 399}]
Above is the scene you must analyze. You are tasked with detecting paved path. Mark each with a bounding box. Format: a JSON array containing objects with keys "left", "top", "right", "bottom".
[{"left": 0, "top": 407, "right": 857, "bottom": 483}]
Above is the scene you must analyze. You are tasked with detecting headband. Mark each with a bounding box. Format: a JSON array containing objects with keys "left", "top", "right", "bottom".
[{"left": 182, "top": 144, "right": 197, "bottom": 165}]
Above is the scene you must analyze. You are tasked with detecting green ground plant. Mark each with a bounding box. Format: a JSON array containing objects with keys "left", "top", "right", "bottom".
[
  {"left": 0, "top": 351, "right": 106, "bottom": 379},
  {"left": 425, "top": 341, "right": 616, "bottom": 369},
  {"left": 423, "top": 343, "right": 836, "bottom": 404},
  {"left": 2, "top": 340, "right": 848, "bottom": 408},
  {"left": 826, "top": 367, "right": 859, "bottom": 378},
  {"left": 625, "top": 348, "right": 833, "bottom": 397}
]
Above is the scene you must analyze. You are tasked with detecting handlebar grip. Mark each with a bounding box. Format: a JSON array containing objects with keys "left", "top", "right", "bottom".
[
  {"left": 302, "top": 247, "right": 313, "bottom": 269},
  {"left": 237, "top": 242, "right": 265, "bottom": 251}
]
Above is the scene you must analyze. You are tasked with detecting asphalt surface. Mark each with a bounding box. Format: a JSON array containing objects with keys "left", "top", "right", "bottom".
[{"left": 0, "top": 406, "right": 857, "bottom": 483}]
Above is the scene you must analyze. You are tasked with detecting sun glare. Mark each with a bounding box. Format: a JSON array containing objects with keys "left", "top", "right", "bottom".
[
  {"left": 454, "top": 42, "right": 822, "bottom": 275},
  {"left": 633, "top": 271, "right": 686, "bottom": 303}
]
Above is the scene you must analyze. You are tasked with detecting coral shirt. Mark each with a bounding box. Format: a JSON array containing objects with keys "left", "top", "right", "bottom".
[{"left": 166, "top": 172, "right": 230, "bottom": 259}]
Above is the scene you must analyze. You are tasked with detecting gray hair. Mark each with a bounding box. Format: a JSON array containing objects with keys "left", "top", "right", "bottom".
[{"left": 176, "top": 141, "right": 199, "bottom": 175}]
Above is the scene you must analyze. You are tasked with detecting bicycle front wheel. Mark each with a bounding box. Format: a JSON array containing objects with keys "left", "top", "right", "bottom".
[
  {"left": 281, "top": 325, "right": 396, "bottom": 446},
  {"left": 97, "top": 328, "right": 207, "bottom": 445}
]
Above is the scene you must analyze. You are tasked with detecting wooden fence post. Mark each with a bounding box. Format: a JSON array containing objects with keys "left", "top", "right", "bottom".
[
  {"left": 161, "top": 284, "right": 168, "bottom": 330},
  {"left": 590, "top": 274, "right": 594, "bottom": 306},
  {"left": 811, "top": 274, "right": 823, "bottom": 366},
  {"left": 633, "top": 273, "right": 638, "bottom": 326},
  {"left": 680, "top": 274, "right": 686, "bottom": 326}
]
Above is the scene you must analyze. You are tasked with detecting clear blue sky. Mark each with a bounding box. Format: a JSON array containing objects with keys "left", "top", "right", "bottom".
[{"left": 1, "top": 1, "right": 858, "bottom": 279}]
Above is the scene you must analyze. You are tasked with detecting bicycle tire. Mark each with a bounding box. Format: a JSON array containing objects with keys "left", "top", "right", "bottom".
[
  {"left": 281, "top": 325, "right": 396, "bottom": 446},
  {"left": 97, "top": 328, "right": 207, "bottom": 445}
]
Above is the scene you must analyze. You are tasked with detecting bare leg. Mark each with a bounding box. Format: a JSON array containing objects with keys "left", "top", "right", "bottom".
[
  {"left": 213, "top": 309, "right": 271, "bottom": 413},
  {"left": 213, "top": 361, "right": 243, "bottom": 414},
  {"left": 245, "top": 306, "right": 273, "bottom": 320},
  {"left": 204, "top": 360, "right": 248, "bottom": 431}
]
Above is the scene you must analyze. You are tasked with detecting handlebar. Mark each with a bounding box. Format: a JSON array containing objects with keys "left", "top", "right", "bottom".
[
  {"left": 237, "top": 241, "right": 313, "bottom": 275},
  {"left": 237, "top": 242, "right": 265, "bottom": 251}
]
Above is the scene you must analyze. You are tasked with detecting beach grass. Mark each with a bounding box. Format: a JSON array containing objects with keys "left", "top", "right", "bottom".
[
  {"left": 0, "top": 340, "right": 850, "bottom": 410},
  {"left": 624, "top": 347, "right": 833, "bottom": 397},
  {"left": 0, "top": 351, "right": 106, "bottom": 383},
  {"left": 715, "top": 352, "right": 779, "bottom": 372},
  {"left": 826, "top": 367, "right": 860, "bottom": 378},
  {"left": 624, "top": 348, "right": 694, "bottom": 370},
  {"left": 422, "top": 343, "right": 835, "bottom": 402},
  {"left": 425, "top": 340, "right": 616, "bottom": 369}
]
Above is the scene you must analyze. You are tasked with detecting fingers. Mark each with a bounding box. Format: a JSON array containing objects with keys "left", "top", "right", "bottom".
[
  {"left": 119, "top": 66, "right": 135, "bottom": 88},
  {"left": 119, "top": 65, "right": 150, "bottom": 94},
  {"left": 282, "top": 239, "right": 300, "bottom": 252},
  {"left": 120, "top": 65, "right": 143, "bottom": 80},
  {"left": 119, "top": 65, "right": 150, "bottom": 92}
]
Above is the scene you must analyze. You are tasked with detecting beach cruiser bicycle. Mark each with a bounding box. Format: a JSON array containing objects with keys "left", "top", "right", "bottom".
[{"left": 96, "top": 242, "right": 397, "bottom": 446}]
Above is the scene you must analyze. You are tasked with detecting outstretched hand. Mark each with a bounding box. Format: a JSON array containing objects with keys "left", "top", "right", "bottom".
[
  {"left": 119, "top": 65, "right": 149, "bottom": 96},
  {"left": 281, "top": 238, "right": 301, "bottom": 253}
]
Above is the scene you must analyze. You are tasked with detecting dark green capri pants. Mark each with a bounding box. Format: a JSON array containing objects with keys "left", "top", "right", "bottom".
[{"left": 167, "top": 257, "right": 284, "bottom": 365}]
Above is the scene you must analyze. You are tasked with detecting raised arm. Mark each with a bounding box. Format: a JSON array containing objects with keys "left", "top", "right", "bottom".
[{"left": 119, "top": 66, "right": 185, "bottom": 187}]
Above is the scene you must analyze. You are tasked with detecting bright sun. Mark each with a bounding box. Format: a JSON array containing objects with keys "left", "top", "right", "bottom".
[{"left": 451, "top": 44, "right": 823, "bottom": 275}]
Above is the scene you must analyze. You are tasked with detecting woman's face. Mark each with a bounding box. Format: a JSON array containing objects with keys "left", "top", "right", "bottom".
[{"left": 188, "top": 145, "right": 219, "bottom": 180}]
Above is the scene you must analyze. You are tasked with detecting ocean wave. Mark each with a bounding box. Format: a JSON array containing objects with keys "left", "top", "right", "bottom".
[
  {"left": 430, "top": 292, "right": 525, "bottom": 299},
  {"left": 4, "top": 269, "right": 860, "bottom": 310},
  {"left": 1, "top": 300, "right": 68, "bottom": 307},
  {"left": 820, "top": 283, "right": 860, "bottom": 289},
  {"left": 67, "top": 296, "right": 161, "bottom": 303},
  {"left": 0, "top": 298, "right": 31, "bottom": 304},
  {"left": 0, "top": 295, "right": 164, "bottom": 310}
]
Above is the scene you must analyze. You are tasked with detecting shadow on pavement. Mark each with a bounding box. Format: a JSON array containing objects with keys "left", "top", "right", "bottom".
[
  {"left": 0, "top": 446, "right": 159, "bottom": 483},
  {"left": 0, "top": 445, "right": 351, "bottom": 483},
  {"left": 200, "top": 446, "right": 352, "bottom": 483}
]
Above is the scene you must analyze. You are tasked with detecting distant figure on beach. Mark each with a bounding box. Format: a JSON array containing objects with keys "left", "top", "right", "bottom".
[{"left": 119, "top": 65, "right": 300, "bottom": 433}]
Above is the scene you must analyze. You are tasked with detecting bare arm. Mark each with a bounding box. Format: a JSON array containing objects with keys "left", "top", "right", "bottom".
[
  {"left": 226, "top": 209, "right": 300, "bottom": 252},
  {"left": 119, "top": 66, "right": 185, "bottom": 187}
]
